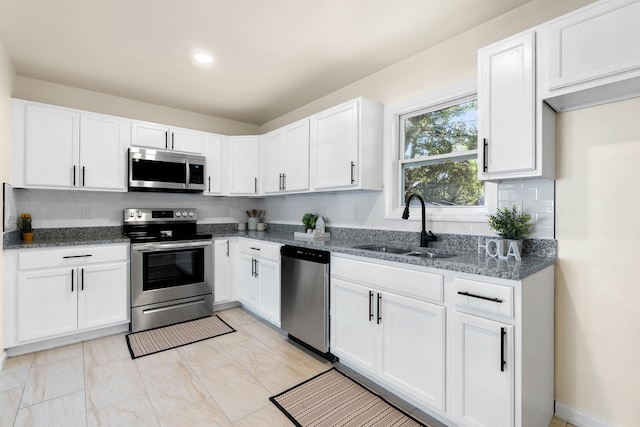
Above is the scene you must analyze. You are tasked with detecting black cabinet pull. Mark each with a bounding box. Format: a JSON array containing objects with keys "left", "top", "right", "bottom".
[
  {"left": 483, "top": 138, "right": 488, "bottom": 172},
  {"left": 350, "top": 161, "right": 355, "bottom": 184},
  {"left": 171, "top": 132, "right": 175, "bottom": 150},
  {"left": 249, "top": 247, "right": 261, "bottom": 251},
  {"left": 254, "top": 260, "right": 259, "bottom": 277},
  {"left": 500, "top": 327, "right": 506, "bottom": 372},
  {"left": 254, "top": 177, "right": 258, "bottom": 193},
  {"left": 63, "top": 254, "right": 92, "bottom": 259},
  {"left": 81, "top": 268, "right": 84, "bottom": 291},
  {"left": 283, "top": 173, "right": 286, "bottom": 190},
  {"left": 376, "top": 293, "right": 382, "bottom": 324},
  {"left": 71, "top": 270, "right": 74, "bottom": 292},
  {"left": 82, "top": 166, "right": 85, "bottom": 186},
  {"left": 226, "top": 240, "right": 230, "bottom": 257},
  {"left": 208, "top": 176, "right": 211, "bottom": 192},
  {"left": 165, "top": 131, "right": 168, "bottom": 149},
  {"left": 369, "top": 291, "right": 374, "bottom": 321},
  {"left": 73, "top": 165, "right": 76, "bottom": 186},
  {"left": 251, "top": 258, "right": 255, "bottom": 277},
  {"left": 279, "top": 173, "right": 283, "bottom": 191},
  {"left": 457, "top": 291, "right": 503, "bottom": 303}
]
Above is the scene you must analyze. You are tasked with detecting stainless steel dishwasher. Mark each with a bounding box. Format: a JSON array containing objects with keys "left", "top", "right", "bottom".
[{"left": 280, "top": 245, "right": 336, "bottom": 361}]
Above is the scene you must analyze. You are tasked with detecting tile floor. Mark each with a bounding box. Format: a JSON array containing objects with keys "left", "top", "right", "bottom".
[{"left": 0, "top": 307, "right": 574, "bottom": 427}]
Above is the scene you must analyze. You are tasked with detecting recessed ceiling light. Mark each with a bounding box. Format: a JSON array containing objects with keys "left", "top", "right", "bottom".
[{"left": 193, "top": 53, "right": 213, "bottom": 64}]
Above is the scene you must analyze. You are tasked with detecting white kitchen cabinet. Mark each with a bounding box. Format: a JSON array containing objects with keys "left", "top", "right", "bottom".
[
  {"left": 214, "top": 238, "right": 237, "bottom": 304},
  {"left": 131, "top": 120, "right": 204, "bottom": 154},
  {"left": 330, "top": 255, "right": 446, "bottom": 412},
  {"left": 453, "top": 313, "right": 514, "bottom": 427},
  {"left": 261, "top": 119, "right": 310, "bottom": 194},
  {"left": 237, "top": 239, "right": 282, "bottom": 326},
  {"left": 228, "top": 136, "right": 261, "bottom": 195},
  {"left": 310, "top": 97, "right": 383, "bottom": 191},
  {"left": 12, "top": 100, "right": 130, "bottom": 192},
  {"left": 203, "top": 133, "right": 227, "bottom": 195},
  {"left": 6, "top": 244, "right": 130, "bottom": 347}
]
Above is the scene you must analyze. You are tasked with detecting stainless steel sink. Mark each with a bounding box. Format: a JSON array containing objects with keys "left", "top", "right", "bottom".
[
  {"left": 352, "top": 244, "right": 413, "bottom": 254},
  {"left": 406, "top": 251, "right": 456, "bottom": 259}
]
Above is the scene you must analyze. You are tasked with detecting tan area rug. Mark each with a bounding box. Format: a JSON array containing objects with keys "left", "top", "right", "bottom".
[
  {"left": 126, "top": 315, "right": 235, "bottom": 359},
  {"left": 270, "top": 368, "right": 429, "bottom": 427}
]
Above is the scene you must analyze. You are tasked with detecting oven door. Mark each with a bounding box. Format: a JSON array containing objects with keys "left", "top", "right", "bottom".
[{"left": 131, "top": 240, "right": 212, "bottom": 307}]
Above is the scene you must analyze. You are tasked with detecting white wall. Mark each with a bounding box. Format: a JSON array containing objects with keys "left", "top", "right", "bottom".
[
  {"left": 555, "top": 98, "right": 640, "bottom": 426},
  {"left": 0, "top": 37, "right": 16, "bottom": 359}
]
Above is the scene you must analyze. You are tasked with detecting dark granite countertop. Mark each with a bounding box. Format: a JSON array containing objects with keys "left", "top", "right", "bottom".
[{"left": 4, "top": 225, "right": 555, "bottom": 280}]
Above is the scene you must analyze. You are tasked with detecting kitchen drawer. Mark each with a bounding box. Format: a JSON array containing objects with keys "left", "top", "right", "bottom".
[
  {"left": 19, "top": 244, "right": 129, "bottom": 270},
  {"left": 454, "top": 277, "right": 514, "bottom": 319},
  {"left": 238, "top": 238, "right": 282, "bottom": 262},
  {"left": 332, "top": 256, "right": 443, "bottom": 303}
]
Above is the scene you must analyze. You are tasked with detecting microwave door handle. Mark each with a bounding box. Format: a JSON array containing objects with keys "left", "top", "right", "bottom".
[{"left": 185, "top": 161, "right": 190, "bottom": 189}]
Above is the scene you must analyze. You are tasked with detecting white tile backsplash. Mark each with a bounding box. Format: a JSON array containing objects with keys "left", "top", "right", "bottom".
[{"left": 498, "top": 178, "right": 555, "bottom": 239}]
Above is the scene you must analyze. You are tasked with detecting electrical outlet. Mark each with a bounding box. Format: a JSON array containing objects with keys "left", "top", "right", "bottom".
[
  {"left": 277, "top": 207, "right": 282, "bottom": 218},
  {"left": 354, "top": 206, "right": 360, "bottom": 220},
  {"left": 81, "top": 206, "right": 92, "bottom": 219}
]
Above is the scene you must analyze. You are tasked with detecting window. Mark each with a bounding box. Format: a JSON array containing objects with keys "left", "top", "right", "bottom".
[{"left": 400, "top": 96, "right": 484, "bottom": 207}]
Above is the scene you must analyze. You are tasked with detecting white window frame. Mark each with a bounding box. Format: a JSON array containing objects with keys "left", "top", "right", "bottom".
[{"left": 383, "top": 79, "right": 497, "bottom": 222}]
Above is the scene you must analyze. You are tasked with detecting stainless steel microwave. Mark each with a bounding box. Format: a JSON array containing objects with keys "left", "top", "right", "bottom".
[{"left": 128, "top": 147, "right": 206, "bottom": 192}]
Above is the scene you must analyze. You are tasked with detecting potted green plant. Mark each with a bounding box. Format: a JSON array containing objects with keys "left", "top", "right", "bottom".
[
  {"left": 487, "top": 206, "right": 531, "bottom": 257},
  {"left": 17, "top": 213, "right": 34, "bottom": 243},
  {"left": 302, "top": 213, "right": 318, "bottom": 233}
]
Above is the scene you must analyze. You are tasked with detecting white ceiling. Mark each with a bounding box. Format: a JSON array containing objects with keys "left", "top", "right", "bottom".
[{"left": 0, "top": 0, "right": 532, "bottom": 125}]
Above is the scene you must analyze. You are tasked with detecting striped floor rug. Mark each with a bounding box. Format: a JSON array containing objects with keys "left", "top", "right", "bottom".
[
  {"left": 270, "top": 368, "right": 429, "bottom": 427},
  {"left": 125, "top": 315, "right": 235, "bottom": 359}
]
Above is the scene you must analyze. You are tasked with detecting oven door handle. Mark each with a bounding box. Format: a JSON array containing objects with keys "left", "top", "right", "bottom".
[{"left": 132, "top": 241, "right": 212, "bottom": 251}]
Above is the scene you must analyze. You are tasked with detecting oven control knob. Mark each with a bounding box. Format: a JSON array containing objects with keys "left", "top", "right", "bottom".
[
  {"left": 175, "top": 211, "right": 181, "bottom": 217},
  {"left": 182, "top": 211, "right": 188, "bottom": 217},
  {"left": 188, "top": 211, "right": 194, "bottom": 217},
  {"left": 129, "top": 211, "right": 134, "bottom": 217},
  {"left": 136, "top": 211, "right": 142, "bottom": 218}
]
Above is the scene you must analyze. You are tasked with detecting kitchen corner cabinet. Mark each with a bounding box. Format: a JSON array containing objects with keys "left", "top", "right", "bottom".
[
  {"left": 12, "top": 99, "right": 130, "bottom": 191},
  {"left": 3, "top": 244, "right": 129, "bottom": 347},
  {"left": 203, "top": 133, "right": 227, "bottom": 195},
  {"left": 331, "top": 255, "right": 446, "bottom": 412},
  {"left": 131, "top": 120, "right": 204, "bottom": 154},
  {"left": 261, "top": 119, "right": 310, "bottom": 194},
  {"left": 237, "top": 239, "right": 281, "bottom": 326},
  {"left": 213, "top": 238, "right": 238, "bottom": 304},
  {"left": 477, "top": 32, "right": 555, "bottom": 181},
  {"left": 228, "top": 136, "right": 261, "bottom": 195},
  {"left": 310, "top": 97, "right": 383, "bottom": 191}
]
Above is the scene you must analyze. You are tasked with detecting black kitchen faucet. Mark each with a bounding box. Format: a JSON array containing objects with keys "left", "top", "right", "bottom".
[{"left": 402, "top": 193, "right": 438, "bottom": 247}]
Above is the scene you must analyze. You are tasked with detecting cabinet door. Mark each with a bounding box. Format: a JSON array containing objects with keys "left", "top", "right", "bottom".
[
  {"left": 453, "top": 313, "right": 514, "bottom": 427},
  {"left": 17, "top": 269, "right": 78, "bottom": 342},
  {"left": 24, "top": 104, "right": 79, "bottom": 189},
  {"left": 282, "top": 119, "right": 310, "bottom": 192},
  {"left": 377, "top": 292, "right": 445, "bottom": 411},
  {"left": 311, "top": 100, "right": 359, "bottom": 190},
  {"left": 256, "top": 258, "right": 280, "bottom": 326},
  {"left": 260, "top": 130, "right": 284, "bottom": 194},
  {"left": 204, "top": 133, "right": 226, "bottom": 195},
  {"left": 330, "top": 278, "right": 376, "bottom": 375},
  {"left": 478, "top": 32, "right": 535, "bottom": 176},
  {"left": 228, "top": 136, "right": 260, "bottom": 195},
  {"left": 170, "top": 127, "right": 204, "bottom": 154},
  {"left": 131, "top": 121, "right": 169, "bottom": 150},
  {"left": 238, "top": 254, "right": 258, "bottom": 308},
  {"left": 78, "top": 263, "right": 129, "bottom": 330},
  {"left": 79, "top": 113, "right": 130, "bottom": 191},
  {"left": 214, "top": 239, "right": 232, "bottom": 303}
]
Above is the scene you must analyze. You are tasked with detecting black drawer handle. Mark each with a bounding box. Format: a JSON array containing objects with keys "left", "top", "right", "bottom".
[
  {"left": 501, "top": 327, "right": 506, "bottom": 372},
  {"left": 63, "top": 254, "right": 93, "bottom": 259},
  {"left": 483, "top": 138, "right": 488, "bottom": 172},
  {"left": 457, "top": 291, "right": 503, "bottom": 303},
  {"left": 369, "top": 291, "right": 374, "bottom": 322},
  {"left": 71, "top": 269, "right": 74, "bottom": 292},
  {"left": 376, "top": 293, "right": 382, "bottom": 324},
  {"left": 249, "top": 247, "right": 261, "bottom": 251}
]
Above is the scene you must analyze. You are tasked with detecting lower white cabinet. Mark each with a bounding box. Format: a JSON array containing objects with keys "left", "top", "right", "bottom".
[
  {"left": 213, "top": 238, "right": 238, "bottom": 304},
  {"left": 237, "top": 239, "right": 281, "bottom": 326},
  {"left": 5, "top": 244, "right": 129, "bottom": 346}
]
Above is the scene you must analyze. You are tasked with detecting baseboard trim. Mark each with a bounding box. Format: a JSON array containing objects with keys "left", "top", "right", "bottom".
[{"left": 555, "top": 401, "right": 616, "bottom": 427}]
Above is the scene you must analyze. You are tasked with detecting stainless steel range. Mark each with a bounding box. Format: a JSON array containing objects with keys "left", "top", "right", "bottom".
[{"left": 124, "top": 208, "right": 213, "bottom": 332}]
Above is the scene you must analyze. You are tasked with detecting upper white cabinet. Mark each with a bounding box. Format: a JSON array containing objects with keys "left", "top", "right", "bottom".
[
  {"left": 203, "top": 133, "right": 227, "bottom": 195},
  {"left": 546, "top": 0, "right": 640, "bottom": 91},
  {"left": 228, "top": 136, "right": 260, "bottom": 196},
  {"left": 261, "top": 119, "right": 310, "bottom": 194},
  {"left": 477, "top": 32, "right": 556, "bottom": 181},
  {"left": 12, "top": 100, "right": 130, "bottom": 192},
  {"left": 131, "top": 120, "right": 204, "bottom": 154},
  {"left": 310, "top": 98, "right": 383, "bottom": 191}
]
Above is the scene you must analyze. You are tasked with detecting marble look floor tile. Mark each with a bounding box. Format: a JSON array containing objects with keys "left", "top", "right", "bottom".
[
  {"left": 85, "top": 359, "right": 146, "bottom": 412},
  {"left": 135, "top": 348, "right": 182, "bottom": 373},
  {"left": 32, "top": 343, "right": 83, "bottom": 366},
  {"left": 158, "top": 397, "right": 232, "bottom": 427},
  {"left": 198, "top": 360, "right": 272, "bottom": 422},
  {"left": 216, "top": 308, "right": 259, "bottom": 327},
  {"left": 4, "top": 353, "right": 34, "bottom": 371},
  {"left": 256, "top": 364, "right": 310, "bottom": 394},
  {"left": 88, "top": 393, "right": 159, "bottom": 427},
  {"left": 0, "top": 387, "right": 23, "bottom": 426},
  {"left": 221, "top": 337, "right": 290, "bottom": 378},
  {"left": 14, "top": 390, "right": 86, "bottom": 427},
  {"left": 20, "top": 356, "right": 84, "bottom": 408},
  {"left": 83, "top": 333, "right": 130, "bottom": 368},
  {"left": 0, "top": 355, "right": 32, "bottom": 393},
  {"left": 232, "top": 404, "right": 293, "bottom": 427},
  {"left": 549, "top": 417, "right": 568, "bottom": 427},
  {"left": 269, "top": 342, "right": 331, "bottom": 378},
  {"left": 208, "top": 328, "right": 252, "bottom": 347},
  {"left": 241, "top": 321, "right": 287, "bottom": 348},
  {"left": 140, "top": 360, "right": 209, "bottom": 417},
  {"left": 178, "top": 339, "right": 235, "bottom": 375}
]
